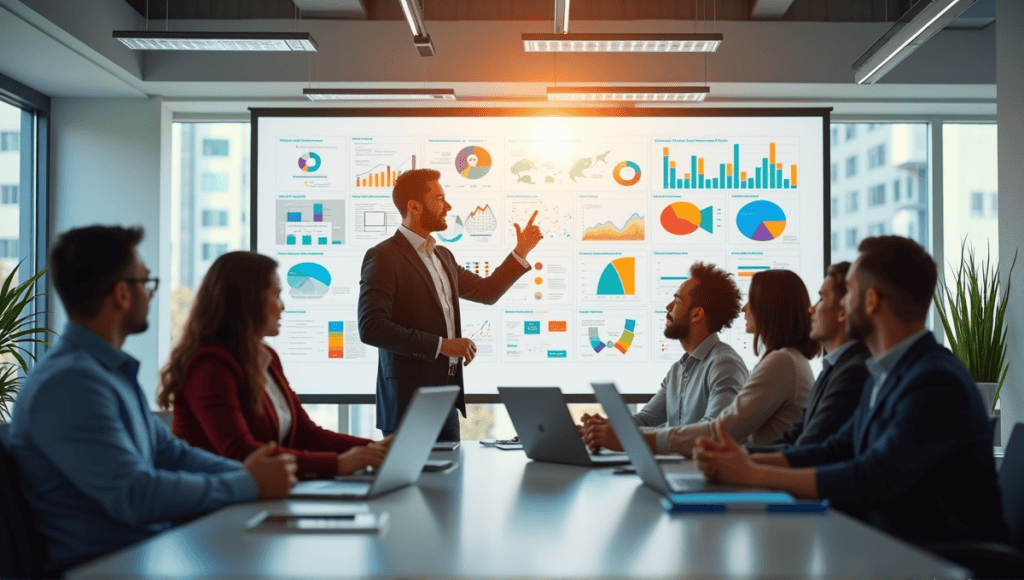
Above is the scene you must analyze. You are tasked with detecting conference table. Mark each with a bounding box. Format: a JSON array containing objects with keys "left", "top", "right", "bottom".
[{"left": 68, "top": 445, "right": 969, "bottom": 579}]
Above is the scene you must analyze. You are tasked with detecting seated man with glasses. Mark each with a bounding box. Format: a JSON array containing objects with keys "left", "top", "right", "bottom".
[{"left": 5, "top": 225, "right": 298, "bottom": 574}]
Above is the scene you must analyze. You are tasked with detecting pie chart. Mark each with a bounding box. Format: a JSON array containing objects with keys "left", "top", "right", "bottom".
[
  {"left": 287, "top": 262, "right": 331, "bottom": 296},
  {"left": 736, "top": 200, "right": 787, "bottom": 242},
  {"left": 596, "top": 257, "right": 636, "bottom": 296},
  {"left": 660, "top": 202, "right": 714, "bottom": 236},
  {"left": 298, "top": 152, "right": 321, "bottom": 172},
  {"left": 438, "top": 215, "right": 465, "bottom": 243},
  {"left": 455, "top": 146, "right": 492, "bottom": 179}
]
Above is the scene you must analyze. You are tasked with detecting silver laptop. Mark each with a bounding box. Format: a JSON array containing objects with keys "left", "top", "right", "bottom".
[
  {"left": 289, "top": 385, "right": 459, "bottom": 499},
  {"left": 499, "top": 386, "right": 630, "bottom": 467},
  {"left": 591, "top": 382, "right": 758, "bottom": 494}
]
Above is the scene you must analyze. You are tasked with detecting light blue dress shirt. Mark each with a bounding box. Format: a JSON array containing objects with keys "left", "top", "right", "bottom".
[
  {"left": 7, "top": 322, "right": 258, "bottom": 568},
  {"left": 866, "top": 329, "right": 930, "bottom": 407}
]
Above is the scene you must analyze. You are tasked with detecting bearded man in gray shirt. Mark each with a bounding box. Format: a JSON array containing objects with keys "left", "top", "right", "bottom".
[{"left": 582, "top": 262, "right": 748, "bottom": 451}]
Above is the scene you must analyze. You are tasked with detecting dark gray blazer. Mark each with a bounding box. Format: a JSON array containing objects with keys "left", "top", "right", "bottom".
[
  {"left": 358, "top": 231, "right": 529, "bottom": 433},
  {"left": 748, "top": 341, "right": 870, "bottom": 453}
]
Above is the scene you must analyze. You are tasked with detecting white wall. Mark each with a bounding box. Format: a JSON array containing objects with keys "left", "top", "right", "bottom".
[
  {"left": 997, "top": 2, "right": 1024, "bottom": 443},
  {"left": 49, "top": 97, "right": 166, "bottom": 404}
]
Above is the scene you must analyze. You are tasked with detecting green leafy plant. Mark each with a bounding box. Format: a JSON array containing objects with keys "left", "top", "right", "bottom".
[
  {"left": 0, "top": 263, "right": 51, "bottom": 422},
  {"left": 933, "top": 242, "right": 1017, "bottom": 412}
]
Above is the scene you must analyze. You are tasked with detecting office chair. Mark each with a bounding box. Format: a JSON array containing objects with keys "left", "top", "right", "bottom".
[
  {"left": 0, "top": 423, "right": 47, "bottom": 580},
  {"left": 923, "top": 422, "right": 1024, "bottom": 579}
]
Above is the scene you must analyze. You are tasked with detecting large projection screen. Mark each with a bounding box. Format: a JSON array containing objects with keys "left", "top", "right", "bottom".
[{"left": 253, "top": 108, "right": 830, "bottom": 399}]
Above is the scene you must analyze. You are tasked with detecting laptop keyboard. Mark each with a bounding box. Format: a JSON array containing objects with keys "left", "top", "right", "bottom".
[{"left": 294, "top": 480, "right": 373, "bottom": 496}]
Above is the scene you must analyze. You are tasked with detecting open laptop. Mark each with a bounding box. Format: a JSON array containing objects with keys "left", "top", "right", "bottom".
[
  {"left": 289, "top": 385, "right": 459, "bottom": 499},
  {"left": 592, "top": 382, "right": 759, "bottom": 494},
  {"left": 499, "top": 386, "right": 631, "bottom": 467}
]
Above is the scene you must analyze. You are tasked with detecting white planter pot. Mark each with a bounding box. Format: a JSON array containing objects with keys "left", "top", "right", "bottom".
[{"left": 976, "top": 382, "right": 999, "bottom": 446}]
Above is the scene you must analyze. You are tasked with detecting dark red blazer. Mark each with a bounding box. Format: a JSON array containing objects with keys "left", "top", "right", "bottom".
[{"left": 171, "top": 344, "right": 371, "bottom": 479}]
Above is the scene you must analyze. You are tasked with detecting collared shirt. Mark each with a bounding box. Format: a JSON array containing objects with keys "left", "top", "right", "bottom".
[
  {"left": 7, "top": 322, "right": 258, "bottom": 568},
  {"left": 867, "top": 328, "right": 930, "bottom": 408},
  {"left": 398, "top": 224, "right": 531, "bottom": 363},
  {"left": 823, "top": 339, "right": 859, "bottom": 367},
  {"left": 634, "top": 333, "right": 749, "bottom": 429}
]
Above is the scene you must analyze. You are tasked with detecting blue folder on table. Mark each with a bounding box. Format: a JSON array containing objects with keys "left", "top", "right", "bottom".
[{"left": 661, "top": 492, "right": 830, "bottom": 513}]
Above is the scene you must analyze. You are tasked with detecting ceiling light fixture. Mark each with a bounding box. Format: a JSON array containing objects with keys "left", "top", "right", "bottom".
[
  {"left": 853, "top": 0, "right": 978, "bottom": 84},
  {"left": 554, "top": 0, "right": 570, "bottom": 35},
  {"left": 546, "top": 86, "right": 709, "bottom": 102},
  {"left": 523, "top": 33, "right": 722, "bottom": 53},
  {"left": 112, "top": 31, "right": 317, "bottom": 51},
  {"left": 397, "top": 0, "right": 436, "bottom": 56},
  {"left": 303, "top": 89, "right": 456, "bottom": 101}
]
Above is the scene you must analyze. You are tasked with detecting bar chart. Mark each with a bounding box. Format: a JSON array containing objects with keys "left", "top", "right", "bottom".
[
  {"left": 275, "top": 199, "right": 346, "bottom": 246},
  {"left": 661, "top": 142, "right": 799, "bottom": 190},
  {"left": 354, "top": 156, "right": 416, "bottom": 188}
]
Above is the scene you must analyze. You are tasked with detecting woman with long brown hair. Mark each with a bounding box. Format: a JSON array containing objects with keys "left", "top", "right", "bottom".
[
  {"left": 158, "top": 251, "right": 387, "bottom": 478},
  {"left": 637, "top": 268, "right": 818, "bottom": 456}
]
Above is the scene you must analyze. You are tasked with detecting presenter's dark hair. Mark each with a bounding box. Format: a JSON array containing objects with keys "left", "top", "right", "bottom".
[
  {"left": 855, "top": 236, "right": 937, "bottom": 323},
  {"left": 158, "top": 251, "right": 278, "bottom": 414},
  {"left": 392, "top": 168, "right": 442, "bottom": 217},
  {"left": 688, "top": 262, "right": 742, "bottom": 334},
  {"left": 748, "top": 269, "right": 819, "bottom": 358},
  {"left": 49, "top": 225, "right": 144, "bottom": 319}
]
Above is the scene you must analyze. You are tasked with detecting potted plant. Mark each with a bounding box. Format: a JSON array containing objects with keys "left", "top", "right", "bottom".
[
  {"left": 0, "top": 263, "right": 51, "bottom": 422},
  {"left": 933, "top": 242, "right": 1016, "bottom": 416}
]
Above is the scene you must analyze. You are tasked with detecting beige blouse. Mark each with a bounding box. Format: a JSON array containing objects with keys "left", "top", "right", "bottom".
[{"left": 654, "top": 347, "right": 814, "bottom": 455}]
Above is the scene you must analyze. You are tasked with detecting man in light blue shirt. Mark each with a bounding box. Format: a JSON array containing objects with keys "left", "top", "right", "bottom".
[
  {"left": 6, "top": 225, "right": 298, "bottom": 572},
  {"left": 582, "top": 262, "right": 748, "bottom": 451}
]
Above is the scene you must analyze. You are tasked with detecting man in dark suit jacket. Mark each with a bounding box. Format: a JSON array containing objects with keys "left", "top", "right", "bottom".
[
  {"left": 358, "top": 169, "right": 542, "bottom": 440},
  {"left": 748, "top": 262, "right": 870, "bottom": 453},
  {"left": 694, "top": 236, "right": 1009, "bottom": 545}
]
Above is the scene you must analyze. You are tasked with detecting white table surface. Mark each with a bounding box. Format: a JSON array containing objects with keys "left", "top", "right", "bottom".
[{"left": 68, "top": 444, "right": 970, "bottom": 579}]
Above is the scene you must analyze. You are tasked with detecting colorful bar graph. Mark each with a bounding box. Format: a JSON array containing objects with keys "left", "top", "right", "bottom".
[
  {"left": 313, "top": 204, "right": 323, "bottom": 222},
  {"left": 286, "top": 235, "right": 296, "bottom": 245},
  {"left": 737, "top": 265, "right": 771, "bottom": 278},
  {"left": 663, "top": 144, "right": 798, "bottom": 190},
  {"left": 328, "top": 321, "right": 344, "bottom": 359}
]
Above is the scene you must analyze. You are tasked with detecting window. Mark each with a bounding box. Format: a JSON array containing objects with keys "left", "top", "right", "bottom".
[
  {"left": 942, "top": 124, "right": 998, "bottom": 289},
  {"left": 830, "top": 162, "right": 838, "bottom": 183},
  {"left": 906, "top": 176, "right": 913, "bottom": 200},
  {"left": 845, "top": 125, "right": 857, "bottom": 141},
  {"left": 893, "top": 179, "right": 901, "bottom": 202},
  {"left": 846, "top": 228, "right": 858, "bottom": 249},
  {"left": 970, "top": 191, "right": 985, "bottom": 218},
  {"left": 170, "top": 123, "right": 251, "bottom": 347},
  {"left": 831, "top": 127, "right": 839, "bottom": 147},
  {"left": 0, "top": 185, "right": 16, "bottom": 204},
  {"left": 868, "top": 184, "right": 886, "bottom": 207},
  {"left": 0, "top": 131, "right": 17, "bottom": 152},
  {"left": 831, "top": 196, "right": 839, "bottom": 218},
  {"left": 868, "top": 144, "right": 886, "bottom": 169},
  {"left": 201, "top": 172, "right": 229, "bottom": 191},
  {"left": 868, "top": 223, "right": 886, "bottom": 236},
  {"left": 845, "top": 156, "right": 857, "bottom": 178},
  {"left": 0, "top": 238, "right": 17, "bottom": 258},
  {"left": 202, "top": 139, "right": 229, "bottom": 156},
  {"left": 846, "top": 191, "right": 858, "bottom": 214},
  {"left": 831, "top": 232, "right": 838, "bottom": 253},
  {"left": 201, "top": 243, "right": 228, "bottom": 261},
  {"left": 201, "top": 209, "right": 229, "bottom": 227}
]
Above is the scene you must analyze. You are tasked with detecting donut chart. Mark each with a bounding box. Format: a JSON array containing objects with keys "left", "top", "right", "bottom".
[
  {"left": 613, "top": 161, "right": 642, "bottom": 186},
  {"left": 455, "top": 146, "right": 492, "bottom": 179},
  {"left": 298, "top": 151, "right": 321, "bottom": 172},
  {"left": 736, "top": 200, "right": 787, "bottom": 241}
]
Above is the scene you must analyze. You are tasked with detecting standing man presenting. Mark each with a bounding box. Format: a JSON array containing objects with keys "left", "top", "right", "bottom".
[{"left": 359, "top": 169, "right": 543, "bottom": 441}]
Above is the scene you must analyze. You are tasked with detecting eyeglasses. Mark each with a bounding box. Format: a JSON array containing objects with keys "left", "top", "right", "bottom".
[{"left": 124, "top": 277, "right": 160, "bottom": 293}]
